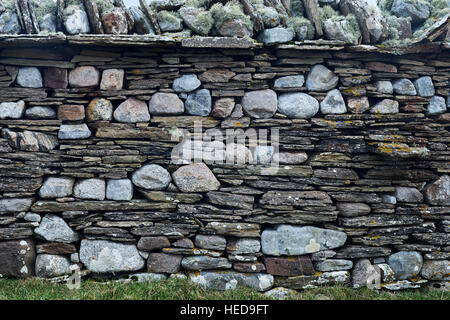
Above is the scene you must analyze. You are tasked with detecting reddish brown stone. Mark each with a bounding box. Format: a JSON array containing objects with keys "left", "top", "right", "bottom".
[
  {"left": 398, "top": 20, "right": 412, "bottom": 40},
  {"left": 0, "top": 239, "right": 35, "bottom": 277},
  {"left": 137, "top": 236, "right": 170, "bottom": 251},
  {"left": 69, "top": 66, "right": 100, "bottom": 88},
  {"left": 263, "top": 256, "right": 315, "bottom": 276},
  {"left": 437, "top": 113, "right": 450, "bottom": 123},
  {"left": 102, "top": 8, "right": 128, "bottom": 34},
  {"left": 365, "top": 62, "right": 398, "bottom": 73},
  {"left": 43, "top": 68, "right": 68, "bottom": 89},
  {"left": 147, "top": 253, "right": 182, "bottom": 273},
  {"left": 212, "top": 98, "right": 235, "bottom": 118},
  {"left": 36, "top": 242, "right": 76, "bottom": 254},
  {"left": 218, "top": 19, "right": 252, "bottom": 37},
  {"left": 58, "top": 105, "right": 85, "bottom": 121},
  {"left": 199, "top": 68, "right": 236, "bottom": 83},
  {"left": 233, "top": 262, "right": 266, "bottom": 273},
  {"left": 100, "top": 69, "right": 124, "bottom": 91},
  {"left": 402, "top": 104, "right": 425, "bottom": 113}
]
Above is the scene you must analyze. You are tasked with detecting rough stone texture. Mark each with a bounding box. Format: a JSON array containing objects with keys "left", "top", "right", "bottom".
[
  {"left": 0, "top": 240, "right": 35, "bottom": 277},
  {"left": 320, "top": 89, "right": 347, "bottom": 114},
  {"left": 179, "top": 6, "right": 212, "bottom": 36},
  {"left": 414, "top": 76, "right": 435, "bottom": 97},
  {"left": 427, "top": 96, "right": 447, "bottom": 115},
  {"left": 172, "top": 74, "right": 201, "bottom": 93},
  {"left": 80, "top": 240, "right": 145, "bottom": 273},
  {"left": 0, "top": 198, "right": 34, "bottom": 214},
  {"left": 25, "top": 106, "right": 56, "bottom": 119},
  {"left": 315, "top": 259, "right": 353, "bottom": 272},
  {"left": 129, "top": 6, "right": 154, "bottom": 34},
  {"left": 227, "top": 238, "right": 261, "bottom": 254},
  {"left": 106, "top": 179, "right": 133, "bottom": 201},
  {"left": 395, "top": 186, "right": 423, "bottom": 203},
  {"left": 0, "top": 101, "right": 26, "bottom": 119},
  {"left": 100, "top": 69, "right": 124, "bottom": 91},
  {"left": 393, "top": 79, "right": 417, "bottom": 96},
  {"left": 137, "top": 236, "right": 171, "bottom": 251},
  {"left": 264, "top": 287, "right": 298, "bottom": 300},
  {"left": 347, "top": 97, "right": 370, "bottom": 114},
  {"left": 370, "top": 99, "right": 399, "bottom": 114},
  {"left": 172, "top": 163, "right": 220, "bottom": 193},
  {"left": 73, "top": 178, "right": 106, "bottom": 200},
  {"left": 306, "top": 64, "right": 339, "bottom": 92},
  {"left": 264, "top": 256, "right": 315, "bottom": 276},
  {"left": 376, "top": 80, "right": 393, "bottom": 94},
  {"left": 195, "top": 235, "right": 226, "bottom": 250},
  {"left": 58, "top": 104, "right": 85, "bottom": 121},
  {"left": 43, "top": 68, "right": 68, "bottom": 89},
  {"left": 388, "top": 251, "right": 423, "bottom": 280},
  {"left": 149, "top": 93, "right": 184, "bottom": 115},
  {"left": 274, "top": 75, "right": 305, "bottom": 88},
  {"left": 423, "top": 175, "right": 450, "bottom": 205},
  {"left": 323, "top": 18, "right": 360, "bottom": 45},
  {"left": 63, "top": 5, "right": 91, "bottom": 35},
  {"left": 185, "top": 89, "right": 212, "bottom": 116},
  {"left": 102, "top": 8, "right": 128, "bottom": 34},
  {"left": 420, "top": 260, "right": 450, "bottom": 280},
  {"left": 189, "top": 271, "right": 273, "bottom": 291},
  {"left": 337, "top": 202, "right": 371, "bottom": 217},
  {"left": 132, "top": 164, "right": 171, "bottom": 190},
  {"left": 3, "top": 129, "right": 59, "bottom": 152},
  {"left": 35, "top": 254, "right": 71, "bottom": 278},
  {"left": 58, "top": 124, "right": 91, "bottom": 140},
  {"left": 182, "top": 256, "right": 232, "bottom": 270},
  {"left": 17, "top": 67, "right": 43, "bottom": 88},
  {"left": 114, "top": 97, "right": 151, "bottom": 123},
  {"left": 242, "top": 89, "right": 278, "bottom": 119},
  {"left": 351, "top": 259, "right": 379, "bottom": 288},
  {"left": 69, "top": 66, "right": 100, "bottom": 88},
  {"left": 148, "top": 253, "right": 182, "bottom": 273},
  {"left": 391, "top": 0, "right": 430, "bottom": 25},
  {"left": 261, "top": 225, "right": 347, "bottom": 256},
  {"left": 212, "top": 98, "right": 235, "bottom": 118},
  {"left": 86, "top": 98, "right": 113, "bottom": 122},
  {"left": 257, "top": 28, "right": 294, "bottom": 45},
  {"left": 39, "top": 177, "right": 74, "bottom": 199},
  {"left": 0, "top": 12, "right": 21, "bottom": 34},
  {"left": 278, "top": 93, "right": 319, "bottom": 119},
  {"left": 34, "top": 214, "right": 79, "bottom": 243}
]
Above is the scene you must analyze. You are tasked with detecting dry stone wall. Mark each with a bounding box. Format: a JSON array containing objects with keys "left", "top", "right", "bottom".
[{"left": 0, "top": 39, "right": 449, "bottom": 293}]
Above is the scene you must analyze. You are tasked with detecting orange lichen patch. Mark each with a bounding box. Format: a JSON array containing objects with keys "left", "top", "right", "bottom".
[
  {"left": 131, "top": 69, "right": 143, "bottom": 75},
  {"left": 314, "top": 272, "right": 323, "bottom": 277},
  {"left": 375, "top": 143, "right": 411, "bottom": 154},
  {"left": 234, "top": 122, "right": 243, "bottom": 127},
  {"left": 344, "top": 180, "right": 351, "bottom": 184}
]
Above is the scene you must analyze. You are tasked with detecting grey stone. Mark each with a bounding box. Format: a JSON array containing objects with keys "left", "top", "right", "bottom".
[
  {"left": 172, "top": 74, "right": 201, "bottom": 93},
  {"left": 278, "top": 93, "right": 319, "bottom": 119},
  {"left": 24, "top": 213, "right": 41, "bottom": 222},
  {"left": 306, "top": 65, "right": 339, "bottom": 92},
  {"left": 106, "top": 179, "right": 133, "bottom": 201},
  {"left": 25, "top": 106, "right": 56, "bottom": 119},
  {"left": 423, "top": 175, "right": 450, "bottom": 205},
  {"left": 0, "top": 12, "right": 21, "bottom": 34},
  {"left": 427, "top": 96, "right": 447, "bottom": 115},
  {"left": 337, "top": 202, "right": 371, "bottom": 217},
  {"left": 39, "top": 177, "right": 75, "bottom": 198},
  {"left": 420, "top": 260, "right": 450, "bottom": 280},
  {"left": 157, "top": 12, "right": 183, "bottom": 32},
  {"left": 253, "top": 145, "right": 274, "bottom": 164},
  {"left": 147, "top": 253, "right": 182, "bottom": 273},
  {"left": 382, "top": 279, "right": 427, "bottom": 291},
  {"left": 311, "top": 250, "right": 337, "bottom": 262},
  {"left": 189, "top": 271, "right": 273, "bottom": 291},
  {"left": 129, "top": 6, "right": 155, "bottom": 34},
  {"left": 226, "top": 238, "right": 261, "bottom": 254},
  {"left": 393, "top": 79, "right": 417, "bottom": 95},
  {"left": 414, "top": 76, "right": 435, "bottom": 97},
  {"left": 149, "top": 93, "right": 184, "bottom": 115},
  {"left": 34, "top": 214, "right": 79, "bottom": 243},
  {"left": 179, "top": 6, "right": 212, "bottom": 36},
  {"left": 320, "top": 89, "right": 347, "bottom": 114},
  {"left": 212, "top": 98, "right": 235, "bottom": 118},
  {"left": 181, "top": 256, "right": 232, "bottom": 270},
  {"left": 185, "top": 89, "right": 212, "bottom": 116},
  {"left": 218, "top": 19, "right": 252, "bottom": 37},
  {"left": 17, "top": 67, "right": 43, "bottom": 88},
  {"left": 80, "top": 240, "right": 145, "bottom": 273},
  {"left": 0, "top": 198, "right": 33, "bottom": 214},
  {"left": 261, "top": 225, "right": 347, "bottom": 256},
  {"left": 383, "top": 195, "right": 397, "bottom": 204},
  {"left": 40, "top": 13, "right": 57, "bottom": 32},
  {"left": 195, "top": 234, "right": 226, "bottom": 250},
  {"left": 114, "top": 97, "right": 151, "bottom": 123},
  {"left": 388, "top": 251, "right": 423, "bottom": 280},
  {"left": 376, "top": 80, "right": 393, "bottom": 94},
  {"left": 73, "top": 178, "right": 106, "bottom": 200},
  {"left": 351, "top": 259, "right": 379, "bottom": 288},
  {"left": 172, "top": 163, "right": 220, "bottom": 193},
  {"left": 391, "top": 0, "right": 430, "bottom": 24},
  {"left": 132, "top": 164, "right": 171, "bottom": 190},
  {"left": 58, "top": 124, "right": 92, "bottom": 140},
  {"left": 264, "top": 287, "right": 298, "bottom": 300},
  {"left": 242, "top": 89, "right": 278, "bottom": 119},
  {"left": 256, "top": 5, "right": 280, "bottom": 28},
  {"left": 0, "top": 240, "right": 35, "bottom": 277},
  {"left": 35, "top": 254, "right": 71, "bottom": 278},
  {"left": 315, "top": 259, "right": 353, "bottom": 271},
  {"left": 2, "top": 129, "right": 59, "bottom": 152},
  {"left": 63, "top": 5, "right": 90, "bottom": 35},
  {"left": 370, "top": 99, "right": 399, "bottom": 114},
  {"left": 274, "top": 75, "right": 305, "bottom": 88},
  {"left": 257, "top": 27, "right": 294, "bottom": 45},
  {"left": 323, "top": 18, "right": 360, "bottom": 45},
  {"left": 395, "top": 186, "right": 423, "bottom": 203},
  {"left": 0, "top": 101, "right": 26, "bottom": 119}
]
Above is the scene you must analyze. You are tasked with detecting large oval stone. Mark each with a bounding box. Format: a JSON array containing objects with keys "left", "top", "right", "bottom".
[
  {"left": 387, "top": 251, "right": 423, "bottom": 280},
  {"left": 132, "top": 164, "right": 171, "bottom": 190},
  {"left": 242, "top": 89, "right": 277, "bottom": 119},
  {"left": 172, "top": 163, "right": 220, "bottom": 193},
  {"left": 113, "top": 97, "right": 150, "bottom": 123},
  {"left": 278, "top": 93, "right": 319, "bottom": 119},
  {"left": 185, "top": 89, "right": 212, "bottom": 116},
  {"left": 34, "top": 214, "right": 79, "bottom": 243}
]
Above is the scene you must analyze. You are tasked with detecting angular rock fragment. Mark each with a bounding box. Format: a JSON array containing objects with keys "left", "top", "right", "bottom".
[
  {"left": 34, "top": 214, "right": 79, "bottom": 243},
  {"left": 172, "top": 163, "right": 220, "bottom": 192},
  {"left": 306, "top": 64, "right": 339, "bottom": 92},
  {"left": 0, "top": 239, "right": 35, "bottom": 277},
  {"left": 35, "top": 254, "right": 71, "bottom": 278},
  {"left": 114, "top": 97, "right": 150, "bottom": 123},
  {"left": 58, "top": 124, "right": 91, "bottom": 140},
  {"left": 39, "top": 177, "right": 74, "bottom": 199}
]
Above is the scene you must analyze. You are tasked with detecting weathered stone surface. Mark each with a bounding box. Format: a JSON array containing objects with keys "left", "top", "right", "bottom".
[
  {"left": 395, "top": 186, "right": 423, "bottom": 203},
  {"left": 351, "top": 259, "right": 379, "bottom": 288},
  {"left": 393, "top": 79, "right": 417, "bottom": 96},
  {"left": 58, "top": 124, "right": 91, "bottom": 140},
  {"left": 102, "top": 8, "right": 128, "bottom": 34},
  {"left": 218, "top": 19, "right": 252, "bottom": 37},
  {"left": 2, "top": 129, "right": 59, "bottom": 152},
  {"left": 0, "top": 101, "right": 26, "bottom": 119},
  {"left": 100, "top": 69, "right": 124, "bottom": 91},
  {"left": 24, "top": 213, "right": 41, "bottom": 223},
  {"left": 0, "top": 12, "right": 21, "bottom": 34},
  {"left": 388, "top": 251, "right": 423, "bottom": 280},
  {"left": 370, "top": 99, "right": 399, "bottom": 114},
  {"left": 233, "top": 262, "right": 266, "bottom": 273},
  {"left": 40, "top": 13, "right": 56, "bottom": 32},
  {"left": 173, "top": 238, "right": 194, "bottom": 249},
  {"left": 58, "top": 104, "right": 85, "bottom": 121},
  {"left": 306, "top": 65, "right": 339, "bottom": 92},
  {"left": 275, "top": 271, "right": 350, "bottom": 289},
  {"left": 114, "top": 97, "right": 150, "bottom": 123},
  {"left": 106, "top": 179, "right": 133, "bottom": 201},
  {"left": 35, "top": 254, "right": 71, "bottom": 278},
  {"left": 25, "top": 106, "right": 56, "bottom": 119},
  {"left": 420, "top": 260, "right": 450, "bottom": 280},
  {"left": 17, "top": 67, "right": 43, "bottom": 88},
  {"left": 365, "top": 62, "right": 397, "bottom": 73},
  {"left": 0, "top": 198, "right": 34, "bottom": 214},
  {"left": 148, "top": 253, "right": 182, "bottom": 273},
  {"left": 376, "top": 80, "right": 393, "bottom": 94},
  {"left": 199, "top": 68, "right": 235, "bottom": 83},
  {"left": 73, "top": 178, "right": 106, "bottom": 200},
  {"left": 260, "top": 191, "right": 332, "bottom": 207},
  {"left": 323, "top": 18, "right": 360, "bottom": 45},
  {"left": 206, "top": 222, "right": 260, "bottom": 238},
  {"left": 36, "top": 243, "right": 76, "bottom": 255},
  {"left": 195, "top": 235, "right": 226, "bottom": 250},
  {"left": 132, "top": 164, "right": 171, "bottom": 190},
  {"left": 212, "top": 98, "right": 235, "bottom": 118},
  {"left": 315, "top": 259, "right": 353, "bottom": 272},
  {"left": 423, "top": 175, "right": 450, "bottom": 205},
  {"left": 179, "top": 6, "right": 212, "bottom": 36},
  {"left": 391, "top": 0, "right": 430, "bottom": 25},
  {"left": 227, "top": 238, "right": 260, "bottom": 254},
  {"left": 274, "top": 75, "right": 305, "bottom": 88},
  {"left": 149, "top": 93, "right": 184, "bottom": 115},
  {"left": 157, "top": 11, "right": 183, "bottom": 32},
  {"left": 129, "top": 6, "right": 154, "bottom": 34},
  {"left": 172, "top": 74, "right": 201, "bottom": 93},
  {"left": 86, "top": 98, "right": 113, "bottom": 122},
  {"left": 172, "top": 163, "right": 220, "bottom": 193},
  {"left": 264, "top": 256, "right": 315, "bottom": 276},
  {"left": 0, "top": 240, "right": 35, "bottom": 277},
  {"left": 427, "top": 96, "right": 447, "bottom": 115},
  {"left": 264, "top": 287, "right": 297, "bottom": 300},
  {"left": 43, "top": 68, "right": 68, "bottom": 89},
  {"left": 185, "top": 89, "right": 212, "bottom": 116},
  {"left": 189, "top": 271, "right": 273, "bottom": 291},
  {"left": 206, "top": 191, "right": 254, "bottom": 210},
  {"left": 138, "top": 236, "right": 171, "bottom": 251},
  {"left": 320, "top": 89, "right": 347, "bottom": 114},
  {"left": 261, "top": 225, "right": 347, "bottom": 256},
  {"left": 63, "top": 5, "right": 90, "bottom": 35},
  {"left": 242, "top": 89, "right": 277, "bottom": 119},
  {"left": 337, "top": 202, "right": 371, "bottom": 217},
  {"left": 182, "top": 256, "right": 231, "bottom": 270},
  {"left": 39, "top": 177, "right": 74, "bottom": 199},
  {"left": 80, "top": 240, "right": 145, "bottom": 273},
  {"left": 278, "top": 93, "right": 319, "bottom": 119},
  {"left": 68, "top": 66, "right": 100, "bottom": 88},
  {"left": 257, "top": 27, "right": 294, "bottom": 45},
  {"left": 347, "top": 97, "right": 370, "bottom": 114},
  {"left": 414, "top": 76, "right": 435, "bottom": 97},
  {"left": 34, "top": 214, "right": 79, "bottom": 243}
]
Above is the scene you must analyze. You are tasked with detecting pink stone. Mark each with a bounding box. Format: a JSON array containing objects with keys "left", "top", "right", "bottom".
[
  {"left": 347, "top": 97, "right": 370, "bottom": 114},
  {"left": 58, "top": 105, "right": 85, "bottom": 121},
  {"left": 102, "top": 8, "right": 128, "bottom": 34},
  {"left": 100, "top": 69, "right": 124, "bottom": 91},
  {"left": 212, "top": 98, "right": 235, "bottom": 118},
  {"left": 68, "top": 66, "right": 100, "bottom": 88}
]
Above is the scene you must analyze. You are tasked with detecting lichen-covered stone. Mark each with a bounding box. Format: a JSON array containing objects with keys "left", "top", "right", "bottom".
[
  {"left": 370, "top": 99, "right": 399, "bottom": 114},
  {"left": 423, "top": 175, "right": 450, "bottom": 205},
  {"left": 86, "top": 98, "right": 113, "bottom": 122},
  {"left": 388, "top": 251, "right": 423, "bottom": 280},
  {"left": 34, "top": 214, "right": 79, "bottom": 243},
  {"left": 0, "top": 240, "right": 35, "bottom": 277},
  {"left": 73, "top": 178, "right": 106, "bottom": 200},
  {"left": 182, "top": 256, "right": 232, "bottom": 270},
  {"left": 420, "top": 260, "right": 450, "bottom": 280},
  {"left": 35, "top": 254, "right": 71, "bottom": 278},
  {"left": 189, "top": 271, "right": 273, "bottom": 291},
  {"left": 257, "top": 27, "right": 294, "bottom": 45},
  {"left": 102, "top": 8, "right": 128, "bottom": 34}
]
